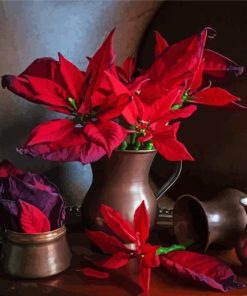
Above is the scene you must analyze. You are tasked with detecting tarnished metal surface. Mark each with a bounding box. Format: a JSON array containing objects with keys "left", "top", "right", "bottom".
[
  {"left": 173, "top": 189, "right": 247, "bottom": 251},
  {"left": 1, "top": 226, "right": 71, "bottom": 279}
]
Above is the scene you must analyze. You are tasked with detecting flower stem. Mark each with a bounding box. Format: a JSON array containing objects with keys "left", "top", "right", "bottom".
[
  {"left": 156, "top": 244, "right": 186, "bottom": 255},
  {"left": 118, "top": 140, "right": 128, "bottom": 151}
]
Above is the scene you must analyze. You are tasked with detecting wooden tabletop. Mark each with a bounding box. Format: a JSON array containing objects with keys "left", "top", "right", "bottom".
[{"left": 1, "top": 229, "right": 247, "bottom": 296}]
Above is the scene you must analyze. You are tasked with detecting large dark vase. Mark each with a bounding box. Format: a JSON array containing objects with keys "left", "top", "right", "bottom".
[{"left": 82, "top": 150, "right": 181, "bottom": 231}]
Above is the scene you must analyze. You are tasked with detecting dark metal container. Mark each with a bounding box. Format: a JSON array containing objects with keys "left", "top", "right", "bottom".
[
  {"left": 173, "top": 188, "right": 247, "bottom": 251},
  {"left": 82, "top": 150, "right": 182, "bottom": 233},
  {"left": 82, "top": 150, "right": 158, "bottom": 230},
  {"left": 1, "top": 225, "right": 71, "bottom": 278},
  {"left": 236, "top": 197, "right": 247, "bottom": 265}
]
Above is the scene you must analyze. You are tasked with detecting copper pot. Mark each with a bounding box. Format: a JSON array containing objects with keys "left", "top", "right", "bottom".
[
  {"left": 236, "top": 197, "right": 247, "bottom": 265},
  {"left": 173, "top": 188, "right": 247, "bottom": 251},
  {"left": 1, "top": 225, "right": 71, "bottom": 278},
  {"left": 82, "top": 150, "right": 182, "bottom": 231}
]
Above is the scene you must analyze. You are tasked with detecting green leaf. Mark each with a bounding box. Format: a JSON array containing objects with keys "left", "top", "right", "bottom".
[
  {"left": 144, "top": 141, "right": 155, "bottom": 150},
  {"left": 130, "top": 132, "right": 137, "bottom": 145},
  {"left": 171, "top": 104, "right": 183, "bottom": 110},
  {"left": 118, "top": 140, "right": 128, "bottom": 151},
  {"left": 133, "top": 141, "right": 141, "bottom": 151},
  {"left": 67, "top": 97, "right": 78, "bottom": 111},
  {"left": 182, "top": 89, "right": 190, "bottom": 102}
]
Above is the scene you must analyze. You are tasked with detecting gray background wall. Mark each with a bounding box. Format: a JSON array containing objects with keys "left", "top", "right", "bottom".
[{"left": 0, "top": 0, "right": 161, "bottom": 206}]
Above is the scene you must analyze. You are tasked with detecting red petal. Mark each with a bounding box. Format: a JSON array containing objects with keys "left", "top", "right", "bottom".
[
  {"left": 94, "top": 251, "right": 130, "bottom": 269},
  {"left": 103, "top": 71, "right": 129, "bottom": 96},
  {"left": 127, "top": 75, "right": 150, "bottom": 94},
  {"left": 80, "top": 268, "right": 109, "bottom": 279},
  {"left": 97, "top": 93, "right": 131, "bottom": 122},
  {"left": 84, "top": 121, "right": 127, "bottom": 158},
  {"left": 149, "top": 88, "right": 185, "bottom": 123},
  {"left": 58, "top": 53, "right": 84, "bottom": 104},
  {"left": 192, "top": 87, "right": 239, "bottom": 106},
  {"left": 141, "top": 244, "right": 160, "bottom": 268},
  {"left": 19, "top": 200, "right": 51, "bottom": 233},
  {"left": 121, "top": 99, "right": 139, "bottom": 125},
  {"left": 154, "top": 31, "right": 169, "bottom": 57},
  {"left": 134, "top": 201, "right": 150, "bottom": 243},
  {"left": 163, "top": 105, "right": 197, "bottom": 123},
  {"left": 79, "top": 142, "right": 107, "bottom": 164},
  {"left": 139, "top": 261, "right": 151, "bottom": 294},
  {"left": 100, "top": 204, "right": 136, "bottom": 243},
  {"left": 20, "top": 57, "right": 64, "bottom": 83},
  {"left": 18, "top": 120, "right": 104, "bottom": 163},
  {"left": 152, "top": 122, "right": 194, "bottom": 161},
  {"left": 25, "top": 76, "right": 71, "bottom": 110},
  {"left": 85, "top": 230, "right": 128, "bottom": 254},
  {"left": 139, "top": 80, "right": 169, "bottom": 103},
  {"left": 161, "top": 251, "right": 245, "bottom": 292},
  {"left": 147, "top": 28, "right": 208, "bottom": 84},
  {"left": 190, "top": 60, "right": 204, "bottom": 91},
  {"left": 2, "top": 75, "right": 36, "bottom": 101},
  {"left": 25, "top": 119, "right": 76, "bottom": 146},
  {"left": 204, "top": 49, "right": 244, "bottom": 78},
  {"left": 20, "top": 141, "right": 106, "bottom": 164},
  {"left": 0, "top": 159, "right": 23, "bottom": 177},
  {"left": 79, "top": 29, "right": 115, "bottom": 113},
  {"left": 18, "top": 123, "right": 108, "bottom": 164},
  {"left": 121, "top": 56, "right": 136, "bottom": 82},
  {"left": 2, "top": 58, "right": 69, "bottom": 113}
]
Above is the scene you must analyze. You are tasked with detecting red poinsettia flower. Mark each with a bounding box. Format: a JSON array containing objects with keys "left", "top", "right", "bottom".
[
  {"left": 126, "top": 90, "right": 197, "bottom": 160},
  {"left": 151, "top": 28, "right": 243, "bottom": 108},
  {"left": 104, "top": 72, "right": 196, "bottom": 160},
  {"left": 81, "top": 201, "right": 245, "bottom": 294},
  {"left": 2, "top": 31, "right": 128, "bottom": 164},
  {"left": 81, "top": 201, "right": 160, "bottom": 294}
]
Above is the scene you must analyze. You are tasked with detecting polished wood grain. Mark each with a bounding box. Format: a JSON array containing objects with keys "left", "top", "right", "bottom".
[{"left": 1, "top": 230, "right": 247, "bottom": 296}]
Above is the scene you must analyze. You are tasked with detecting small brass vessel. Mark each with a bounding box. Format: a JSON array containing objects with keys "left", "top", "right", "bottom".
[{"left": 1, "top": 225, "right": 71, "bottom": 278}]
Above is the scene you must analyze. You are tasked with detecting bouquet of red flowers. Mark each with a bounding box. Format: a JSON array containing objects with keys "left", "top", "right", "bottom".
[{"left": 2, "top": 27, "right": 243, "bottom": 164}]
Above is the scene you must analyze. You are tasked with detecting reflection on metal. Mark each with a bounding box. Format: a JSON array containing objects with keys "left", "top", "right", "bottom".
[{"left": 2, "top": 226, "right": 71, "bottom": 279}]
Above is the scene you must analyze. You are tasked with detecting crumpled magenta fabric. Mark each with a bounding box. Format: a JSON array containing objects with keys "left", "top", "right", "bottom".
[{"left": 0, "top": 159, "right": 65, "bottom": 232}]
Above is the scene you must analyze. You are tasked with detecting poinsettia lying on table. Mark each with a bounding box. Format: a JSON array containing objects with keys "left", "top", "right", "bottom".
[
  {"left": 0, "top": 160, "right": 65, "bottom": 233},
  {"left": 1, "top": 27, "right": 243, "bottom": 163},
  {"left": 80, "top": 201, "right": 245, "bottom": 294}
]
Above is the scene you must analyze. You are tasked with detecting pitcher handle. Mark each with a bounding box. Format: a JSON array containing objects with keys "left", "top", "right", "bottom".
[
  {"left": 155, "top": 161, "right": 183, "bottom": 200},
  {"left": 155, "top": 161, "right": 182, "bottom": 225}
]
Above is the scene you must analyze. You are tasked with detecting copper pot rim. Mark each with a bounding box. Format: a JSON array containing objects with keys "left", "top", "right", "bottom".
[
  {"left": 114, "top": 149, "right": 156, "bottom": 154},
  {"left": 173, "top": 194, "right": 210, "bottom": 251},
  {"left": 5, "top": 225, "right": 66, "bottom": 244}
]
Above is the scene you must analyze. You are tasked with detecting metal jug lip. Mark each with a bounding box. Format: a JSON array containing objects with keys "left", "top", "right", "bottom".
[
  {"left": 240, "top": 197, "right": 247, "bottom": 207},
  {"left": 5, "top": 225, "right": 66, "bottom": 244},
  {"left": 173, "top": 194, "right": 210, "bottom": 251}
]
